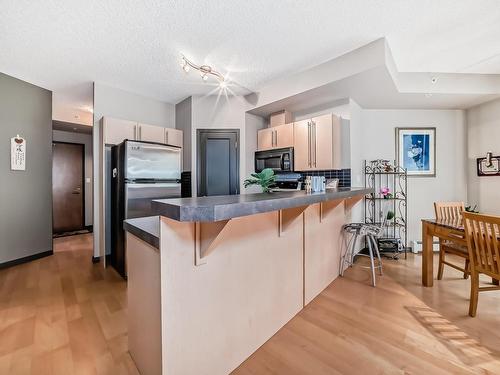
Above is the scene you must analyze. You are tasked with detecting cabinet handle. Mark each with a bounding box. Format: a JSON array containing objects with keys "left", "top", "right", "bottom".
[
  {"left": 134, "top": 125, "right": 137, "bottom": 140},
  {"left": 313, "top": 121, "right": 317, "bottom": 167},
  {"left": 139, "top": 125, "right": 142, "bottom": 140},
  {"left": 166, "top": 130, "right": 169, "bottom": 145},
  {"left": 307, "top": 122, "right": 311, "bottom": 167},
  {"left": 275, "top": 130, "right": 278, "bottom": 147}
]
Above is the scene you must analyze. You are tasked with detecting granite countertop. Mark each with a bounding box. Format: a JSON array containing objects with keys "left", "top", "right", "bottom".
[
  {"left": 123, "top": 216, "right": 160, "bottom": 249},
  {"left": 152, "top": 187, "right": 372, "bottom": 223}
]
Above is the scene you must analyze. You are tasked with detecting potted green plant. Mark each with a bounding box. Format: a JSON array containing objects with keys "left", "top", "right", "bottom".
[{"left": 244, "top": 168, "right": 276, "bottom": 193}]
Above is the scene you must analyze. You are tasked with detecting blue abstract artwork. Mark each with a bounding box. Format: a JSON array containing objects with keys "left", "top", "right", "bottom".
[
  {"left": 397, "top": 128, "right": 435, "bottom": 176},
  {"left": 403, "top": 134, "right": 430, "bottom": 171}
]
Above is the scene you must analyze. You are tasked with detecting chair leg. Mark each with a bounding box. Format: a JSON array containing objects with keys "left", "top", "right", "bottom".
[
  {"left": 367, "top": 236, "right": 376, "bottom": 287},
  {"left": 469, "top": 271, "right": 479, "bottom": 317},
  {"left": 437, "top": 247, "right": 445, "bottom": 280},
  {"left": 464, "top": 259, "right": 470, "bottom": 279},
  {"left": 493, "top": 278, "right": 499, "bottom": 286}
]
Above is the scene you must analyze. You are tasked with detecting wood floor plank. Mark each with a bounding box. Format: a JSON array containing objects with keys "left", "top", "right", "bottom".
[{"left": 1, "top": 234, "right": 500, "bottom": 374}]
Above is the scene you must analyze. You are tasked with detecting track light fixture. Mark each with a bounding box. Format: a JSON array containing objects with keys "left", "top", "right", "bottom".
[{"left": 180, "top": 55, "right": 225, "bottom": 84}]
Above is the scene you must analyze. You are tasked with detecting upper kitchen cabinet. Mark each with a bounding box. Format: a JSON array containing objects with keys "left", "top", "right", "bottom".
[
  {"left": 257, "top": 123, "right": 294, "bottom": 151},
  {"left": 165, "top": 128, "right": 183, "bottom": 148},
  {"left": 137, "top": 123, "right": 165, "bottom": 143},
  {"left": 293, "top": 114, "right": 342, "bottom": 171},
  {"left": 103, "top": 117, "right": 137, "bottom": 145}
]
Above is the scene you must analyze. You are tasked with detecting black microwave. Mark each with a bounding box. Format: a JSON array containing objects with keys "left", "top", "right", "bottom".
[{"left": 255, "top": 147, "right": 294, "bottom": 173}]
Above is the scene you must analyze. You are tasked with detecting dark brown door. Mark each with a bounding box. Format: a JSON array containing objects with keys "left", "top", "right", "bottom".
[{"left": 52, "top": 142, "right": 84, "bottom": 233}]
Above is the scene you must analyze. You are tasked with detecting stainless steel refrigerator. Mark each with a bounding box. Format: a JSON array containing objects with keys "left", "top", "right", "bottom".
[{"left": 110, "top": 140, "right": 181, "bottom": 278}]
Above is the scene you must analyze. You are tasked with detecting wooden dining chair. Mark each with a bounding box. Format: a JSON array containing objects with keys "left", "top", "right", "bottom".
[
  {"left": 434, "top": 202, "right": 469, "bottom": 279},
  {"left": 463, "top": 212, "right": 500, "bottom": 317}
]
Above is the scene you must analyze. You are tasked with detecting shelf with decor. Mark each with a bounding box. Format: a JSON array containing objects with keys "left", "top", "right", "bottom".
[{"left": 364, "top": 159, "right": 408, "bottom": 259}]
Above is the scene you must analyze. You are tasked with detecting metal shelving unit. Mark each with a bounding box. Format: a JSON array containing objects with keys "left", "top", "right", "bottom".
[{"left": 364, "top": 159, "right": 408, "bottom": 259}]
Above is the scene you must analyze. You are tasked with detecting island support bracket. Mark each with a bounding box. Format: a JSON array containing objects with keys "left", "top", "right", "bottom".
[
  {"left": 319, "top": 199, "right": 344, "bottom": 222},
  {"left": 195, "top": 220, "right": 230, "bottom": 266},
  {"left": 279, "top": 206, "right": 307, "bottom": 236},
  {"left": 344, "top": 195, "right": 365, "bottom": 211}
]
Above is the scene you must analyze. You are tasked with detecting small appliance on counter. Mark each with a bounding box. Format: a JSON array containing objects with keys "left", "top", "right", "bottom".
[
  {"left": 255, "top": 147, "right": 294, "bottom": 173},
  {"left": 273, "top": 173, "right": 302, "bottom": 191},
  {"left": 111, "top": 140, "right": 182, "bottom": 278}
]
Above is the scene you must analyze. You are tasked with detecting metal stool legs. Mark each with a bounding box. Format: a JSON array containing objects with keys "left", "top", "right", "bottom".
[{"left": 341, "top": 225, "right": 383, "bottom": 287}]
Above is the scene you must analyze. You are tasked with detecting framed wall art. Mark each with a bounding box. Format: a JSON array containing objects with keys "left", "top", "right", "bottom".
[{"left": 395, "top": 127, "right": 435, "bottom": 177}]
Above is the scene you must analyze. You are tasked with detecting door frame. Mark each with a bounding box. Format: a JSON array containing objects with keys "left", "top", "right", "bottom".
[
  {"left": 52, "top": 141, "right": 86, "bottom": 232},
  {"left": 196, "top": 129, "right": 240, "bottom": 197}
]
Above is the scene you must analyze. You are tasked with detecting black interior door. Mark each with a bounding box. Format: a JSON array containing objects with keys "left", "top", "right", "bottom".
[{"left": 197, "top": 129, "right": 239, "bottom": 197}]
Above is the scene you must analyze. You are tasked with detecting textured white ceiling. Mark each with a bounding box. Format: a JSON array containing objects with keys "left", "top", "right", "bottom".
[{"left": 1, "top": 0, "right": 499, "bottom": 112}]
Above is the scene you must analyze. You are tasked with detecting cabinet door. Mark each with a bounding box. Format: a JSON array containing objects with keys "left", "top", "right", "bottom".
[
  {"left": 104, "top": 117, "right": 137, "bottom": 145},
  {"left": 138, "top": 123, "right": 165, "bottom": 143},
  {"left": 293, "top": 120, "right": 311, "bottom": 171},
  {"left": 275, "top": 123, "right": 294, "bottom": 148},
  {"left": 257, "top": 128, "right": 274, "bottom": 150},
  {"left": 311, "top": 114, "right": 333, "bottom": 170},
  {"left": 165, "top": 128, "right": 183, "bottom": 148}
]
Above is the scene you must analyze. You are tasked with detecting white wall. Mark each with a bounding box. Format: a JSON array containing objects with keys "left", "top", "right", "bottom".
[
  {"left": 53, "top": 129, "right": 93, "bottom": 226},
  {"left": 357, "top": 109, "right": 467, "bottom": 244},
  {"left": 92, "top": 82, "right": 176, "bottom": 258},
  {"left": 466, "top": 98, "right": 500, "bottom": 215}
]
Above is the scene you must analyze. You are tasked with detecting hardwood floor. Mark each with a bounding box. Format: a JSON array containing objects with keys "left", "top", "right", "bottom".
[
  {"left": 1, "top": 236, "right": 499, "bottom": 374},
  {"left": 0, "top": 234, "right": 138, "bottom": 375}
]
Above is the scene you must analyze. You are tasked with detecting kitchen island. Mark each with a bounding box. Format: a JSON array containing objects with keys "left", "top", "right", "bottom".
[{"left": 124, "top": 187, "right": 371, "bottom": 375}]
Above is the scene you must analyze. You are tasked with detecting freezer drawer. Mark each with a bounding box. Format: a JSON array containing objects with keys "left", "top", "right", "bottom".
[
  {"left": 125, "top": 182, "right": 181, "bottom": 219},
  {"left": 125, "top": 141, "right": 181, "bottom": 181}
]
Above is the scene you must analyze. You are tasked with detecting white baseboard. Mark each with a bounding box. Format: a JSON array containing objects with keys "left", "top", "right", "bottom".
[{"left": 411, "top": 240, "right": 440, "bottom": 253}]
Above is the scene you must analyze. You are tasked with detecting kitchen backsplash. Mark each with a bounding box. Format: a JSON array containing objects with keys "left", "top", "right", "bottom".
[{"left": 298, "top": 168, "right": 351, "bottom": 187}]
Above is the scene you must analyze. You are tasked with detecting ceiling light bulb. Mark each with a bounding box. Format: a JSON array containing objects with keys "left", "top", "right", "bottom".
[
  {"left": 202, "top": 74, "right": 208, "bottom": 81},
  {"left": 219, "top": 80, "right": 227, "bottom": 88},
  {"left": 430, "top": 77, "right": 438, "bottom": 84},
  {"left": 183, "top": 64, "right": 190, "bottom": 73}
]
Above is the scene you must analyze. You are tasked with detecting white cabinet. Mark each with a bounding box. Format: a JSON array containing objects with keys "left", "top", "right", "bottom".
[
  {"left": 165, "top": 128, "right": 183, "bottom": 148},
  {"left": 293, "top": 114, "right": 342, "bottom": 171},
  {"left": 103, "top": 117, "right": 137, "bottom": 145},
  {"left": 138, "top": 123, "right": 165, "bottom": 143},
  {"left": 257, "top": 123, "right": 294, "bottom": 151}
]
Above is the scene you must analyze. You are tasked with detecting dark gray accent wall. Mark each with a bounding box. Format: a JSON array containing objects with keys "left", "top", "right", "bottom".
[
  {"left": 175, "top": 97, "right": 192, "bottom": 170},
  {"left": 0, "top": 73, "right": 52, "bottom": 263}
]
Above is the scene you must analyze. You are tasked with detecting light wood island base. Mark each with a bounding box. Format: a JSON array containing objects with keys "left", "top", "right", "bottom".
[{"left": 126, "top": 194, "right": 364, "bottom": 375}]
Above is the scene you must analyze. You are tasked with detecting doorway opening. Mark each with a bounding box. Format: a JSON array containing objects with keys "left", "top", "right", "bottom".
[
  {"left": 197, "top": 129, "right": 240, "bottom": 197},
  {"left": 52, "top": 121, "right": 93, "bottom": 244}
]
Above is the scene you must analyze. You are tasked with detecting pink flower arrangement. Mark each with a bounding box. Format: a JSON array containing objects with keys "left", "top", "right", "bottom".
[{"left": 380, "top": 187, "right": 393, "bottom": 199}]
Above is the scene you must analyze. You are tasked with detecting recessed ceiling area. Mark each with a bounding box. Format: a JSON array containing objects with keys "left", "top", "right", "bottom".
[{"left": 1, "top": 0, "right": 500, "bottom": 118}]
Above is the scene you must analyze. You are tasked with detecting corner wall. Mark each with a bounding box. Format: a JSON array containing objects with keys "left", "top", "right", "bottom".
[
  {"left": 466, "top": 98, "right": 500, "bottom": 215},
  {"left": 0, "top": 73, "right": 53, "bottom": 264},
  {"left": 356, "top": 109, "right": 467, "bottom": 244}
]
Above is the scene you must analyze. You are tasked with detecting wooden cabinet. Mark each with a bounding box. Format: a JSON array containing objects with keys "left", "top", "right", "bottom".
[
  {"left": 293, "top": 119, "right": 311, "bottom": 171},
  {"left": 293, "top": 114, "right": 341, "bottom": 171},
  {"left": 165, "top": 128, "right": 183, "bottom": 148},
  {"left": 138, "top": 123, "right": 165, "bottom": 143},
  {"left": 257, "top": 123, "right": 294, "bottom": 151},
  {"left": 103, "top": 117, "right": 137, "bottom": 145},
  {"left": 257, "top": 128, "right": 274, "bottom": 150}
]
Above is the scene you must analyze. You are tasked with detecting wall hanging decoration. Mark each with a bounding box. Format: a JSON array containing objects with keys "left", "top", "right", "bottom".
[
  {"left": 11, "top": 134, "right": 26, "bottom": 171},
  {"left": 395, "top": 127, "right": 436, "bottom": 177},
  {"left": 477, "top": 151, "right": 500, "bottom": 176}
]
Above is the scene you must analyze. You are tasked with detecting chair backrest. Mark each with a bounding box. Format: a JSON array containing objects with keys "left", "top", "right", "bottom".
[
  {"left": 434, "top": 201, "right": 465, "bottom": 221},
  {"left": 463, "top": 212, "right": 500, "bottom": 279}
]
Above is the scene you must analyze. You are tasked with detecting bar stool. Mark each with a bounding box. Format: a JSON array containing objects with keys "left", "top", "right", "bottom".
[{"left": 340, "top": 222, "right": 383, "bottom": 287}]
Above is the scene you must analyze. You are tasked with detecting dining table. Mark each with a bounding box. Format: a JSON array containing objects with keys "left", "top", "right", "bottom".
[
  {"left": 421, "top": 218, "right": 500, "bottom": 287},
  {"left": 422, "top": 218, "right": 467, "bottom": 287}
]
